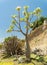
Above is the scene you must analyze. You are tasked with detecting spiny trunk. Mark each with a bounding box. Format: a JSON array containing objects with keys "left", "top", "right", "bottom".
[{"left": 25, "top": 35, "right": 31, "bottom": 61}]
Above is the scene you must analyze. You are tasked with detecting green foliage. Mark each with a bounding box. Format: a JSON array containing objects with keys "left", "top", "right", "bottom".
[
  {"left": 7, "top": 6, "right": 41, "bottom": 34},
  {"left": 33, "top": 7, "right": 41, "bottom": 17},
  {"left": 30, "top": 16, "right": 47, "bottom": 30},
  {"left": 12, "top": 15, "right": 17, "bottom": 18},
  {"left": 24, "top": 6, "right": 29, "bottom": 10},
  {"left": 12, "top": 20, "right": 16, "bottom": 25},
  {"left": 16, "top": 6, "right": 21, "bottom": 11},
  {"left": 7, "top": 25, "right": 14, "bottom": 32},
  {"left": 0, "top": 44, "right": 3, "bottom": 49},
  {"left": 20, "top": 18, "right": 25, "bottom": 22}
]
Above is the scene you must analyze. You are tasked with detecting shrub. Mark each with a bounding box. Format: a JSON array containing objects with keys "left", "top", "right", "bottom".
[
  {"left": 4, "top": 36, "right": 24, "bottom": 56},
  {"left": 0, "top": 44, "right": 3, "bottom": 49},
  {"left": 31, "top": 16, "right": 47, "bottom": 30}
]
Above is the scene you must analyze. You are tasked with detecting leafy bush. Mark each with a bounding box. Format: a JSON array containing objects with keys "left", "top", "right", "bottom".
[
  {"left": 0, "top": 44, "right": 3, "bottom": 49},
  {"left": 4, "top": 36, "right": 24, "bottom": 56},
  {"left": 31, "top": 16, "right": 47, "bottom": 30}
]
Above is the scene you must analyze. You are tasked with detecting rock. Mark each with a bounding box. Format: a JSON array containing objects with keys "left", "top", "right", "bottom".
[{"left": 18, "top": 57, "right": 25, "bottom": 63}]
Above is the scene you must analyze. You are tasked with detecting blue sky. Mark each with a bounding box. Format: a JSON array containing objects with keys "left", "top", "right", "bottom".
[{"left": 0, "top": 0, "right": 47, "bottom": 42}]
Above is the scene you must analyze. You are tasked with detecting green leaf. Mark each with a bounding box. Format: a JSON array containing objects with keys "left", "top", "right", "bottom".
[
  {"left": 12, "top": 15, "right": 17, "bottom": 18},
  {"left": 24, "top": 6, "right": 29, "bottom": 10},
  {"left": 24, "top": 17, "right": 27, "bottom": 22},
  {"left": 7, "top": 25, "right": 14, "bottom": 32},
  {"left": 23, "top": 11, "right": 27, "bottom": 16},
  {"left": 12, "top": 20, "right": 16, "bottom": 25},
  {"left": 16, "top": 6, "right": 21, "bottom": 11},
  {"left": 7, "top": 29, "right": 12, "bottom": 32},
  {"left": 24, "top": 25, "right": 27, "bottom": 28},
  {"left": 32, "top": 10, "right": 36, "bottom": 15},
  {"left": 33, "top": 7, "right": 41, "bottom": 15},
  {"left": 10, "top": 25, "right": 14, "bottom": 29},
  {"left": 20, "top": 18, "right": 24, "bottom": 22},
  {"left": 35, "top": 7, "right": 41, "bottom": 13},
  {"left": 30, "top": 23, "right": 33, "bottom": 28},
  {"left": 24, "top": 25, "right": 30, "bottom": 29}
]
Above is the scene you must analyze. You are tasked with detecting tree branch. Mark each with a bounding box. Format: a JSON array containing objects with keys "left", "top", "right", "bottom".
[
  {"left": 13, "top": 18, "right": 19, "bottom": 25},
  {"left": 25, "top": 19, "right": 29, "bottom": 35},
  {"left": 18, "top": 11, "right": 26, "bottom": 36},
  {"left": 30, "top": 14, "right": 33, "bottom": 22},
  {"left": 12, "top": 29, "right": 26, "bottom": 36},
  {"left": 13, "top": 29, "right": 20, "bottom": 32},
  {"left": 14, "top": 24, "right": 20, "bottom": 29}
]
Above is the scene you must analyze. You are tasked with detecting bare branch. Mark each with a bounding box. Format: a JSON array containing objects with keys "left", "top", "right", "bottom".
[
  {"left": 13, "top": 29, "right": 20, "bottom": 32},
  {"left": 30, "top": 14, "right": 33, "bottom": 22},
  {"left": 13, "top": 18, "right": 19, "bottom": 25},
  {"left": 14, "top": 24, "right": 20, "bottom": 29},
  {"left": 12, "top": 29, "right": 26, "bottom": 36},
  {"left": 18, "top": 11, "right": 26, "bottom": 36}
]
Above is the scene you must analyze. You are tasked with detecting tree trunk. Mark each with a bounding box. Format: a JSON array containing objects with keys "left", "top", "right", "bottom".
[{"left": 25, "top": 35, "right": 31, "bottom": 61}]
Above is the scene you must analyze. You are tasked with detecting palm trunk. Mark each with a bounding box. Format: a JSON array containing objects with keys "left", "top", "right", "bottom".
[{"left": 25, "top": 35, "right": 30, "bottom": 61}]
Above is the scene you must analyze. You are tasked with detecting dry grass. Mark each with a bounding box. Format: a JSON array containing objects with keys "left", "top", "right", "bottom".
[{"left": 0, "top": 53, "right": 47, "bottom": 65}]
